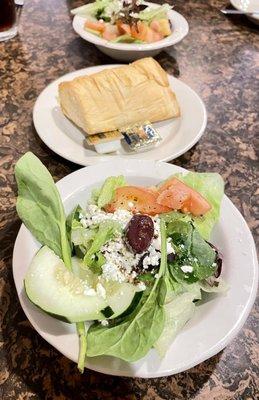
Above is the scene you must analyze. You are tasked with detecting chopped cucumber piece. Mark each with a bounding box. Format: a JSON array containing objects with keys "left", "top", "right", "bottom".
[
  {"left": 112, "top": 35, "right": 144, "bottom": 44},
  {"left": 85, "top": 27, "right": 101, "bottom": 36}
]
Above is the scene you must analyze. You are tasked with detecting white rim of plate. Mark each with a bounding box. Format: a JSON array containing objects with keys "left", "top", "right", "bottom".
[
  {"left": 72, "top": 3, "right": 189, "bottom": 51},
  {"left": 33, "top": 65, "right": 207, "bottom": 166},
  {"left": 12, "top": 159, "right": 258, "bottom": 378},
  {"left": 230, "top": 0, "right": 259, "bottom": 19}
]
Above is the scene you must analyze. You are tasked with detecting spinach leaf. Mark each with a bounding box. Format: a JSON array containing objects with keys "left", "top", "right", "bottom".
[
  {"left": 163, "top": 272, "right": 182, "bottom": 303},
  {"left": 15, "top": 152, "right": 71, "bottom": 267},
  {"left": 166, "top": 219, "right": 217, "bottom": 283},
  {"left": 191, "top": 229, "right": 216, "bottom": 267},
  {"left": 87, "top": 280, "right": 164, "bottom": 361},
  {"left": 167, "top": 220, "right": 193, "bottom": 251},
  {"left": 157, "top": 278, "right": 167, "bottom": 306},
  {"left": 86, "top": 220, "right": 168, "bottom": 362},
  {"left": 138, "top": 272, "right": 156, "bottom": 283},
  {"left": 15, "top": 152, "right": 87, "bottom": 373}
]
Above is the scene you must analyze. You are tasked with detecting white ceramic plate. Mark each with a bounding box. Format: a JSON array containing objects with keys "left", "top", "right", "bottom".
[
  {"left": 72, "top": 2, "right": 189, "bottom": 61},
  {"left": 230, "top": 0, "right": 259, "bottom": 24},
  {"left": 33, "top": 65, "right": 207, "bottom": 166},
  {"left": 13, "top": 159, "right": 258, "bottom": 378}
]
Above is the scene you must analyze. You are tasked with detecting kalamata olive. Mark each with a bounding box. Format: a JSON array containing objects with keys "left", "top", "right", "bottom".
[
  {"left": 125, "top": 215, "right": 154, "bottom": 254},
  {"left": 167, "top": 253, "right": 176, "bottom": 264},
  {"left": 214, "top": 256, "right": 222, "bottom": 278},
  {"left": 137, "top": 4, "right": 148, "bottom": 11}
]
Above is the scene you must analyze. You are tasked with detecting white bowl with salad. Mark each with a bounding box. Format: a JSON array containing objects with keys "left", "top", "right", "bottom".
[
  {"left": 72, "top": 0, "right": 189, "bottom": 61},
  {"left": 12, "top": 154, "right": 258, "bottom": 377}
]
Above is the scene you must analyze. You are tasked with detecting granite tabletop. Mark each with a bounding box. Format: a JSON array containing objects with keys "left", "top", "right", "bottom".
[{"left": 0, "top": 0, "right": 258, "bottom": 399}]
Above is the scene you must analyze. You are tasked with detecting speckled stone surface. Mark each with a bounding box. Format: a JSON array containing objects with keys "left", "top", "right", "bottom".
[{"left": 0, "top": 0, "right": 258, "bottom": 398}]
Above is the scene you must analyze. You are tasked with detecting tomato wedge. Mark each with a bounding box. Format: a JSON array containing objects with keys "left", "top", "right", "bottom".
[
  {"left": 84, "top": 20, "right": 105, "bottom": 33},
  {"left": 157, "top": 187, "right": 190, "bottom": 210},
  {"left": 105, "top": 186, "right": 171, "bottom": 216},
  {"left": 131, "top": 21, "right": 162, "bottom": 43},
  {"left": 157, "top": 178, "right": 211, "bottom": 216},
  {"left": 185, "top": 190, "right": 212, "bottom": 216},
  {"left": 102, "top": 25, "right": 119, "bottom": 41},
  {"left": 116, "top": 20, "right": 131, "bottom": 36}
]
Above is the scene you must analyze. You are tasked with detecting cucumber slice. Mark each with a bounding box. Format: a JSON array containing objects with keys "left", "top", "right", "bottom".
[
  {"left": 71, "top": 257, "right": 139, "bottom": 319},
  {"left": 25, "top": 246, "right": 138, "bottom": 323},
  {"left": 103, "top": 280, "right": 138, "bottom": 319},
  {"left": 25, "top": 246, "right": 106, "bottom": 322}
]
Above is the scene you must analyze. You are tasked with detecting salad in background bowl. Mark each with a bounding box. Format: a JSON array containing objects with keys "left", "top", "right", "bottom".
[
  {"left": 72, "top": 0, "right": 173, "bottom": 43},
  {"left": 72, "top": 1, "right": 189, "bottom": 61}
]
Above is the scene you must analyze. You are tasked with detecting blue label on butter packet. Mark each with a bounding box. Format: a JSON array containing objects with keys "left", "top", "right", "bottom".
[{"left": 120, "top": 121, "right": 161, "bottom": 151}]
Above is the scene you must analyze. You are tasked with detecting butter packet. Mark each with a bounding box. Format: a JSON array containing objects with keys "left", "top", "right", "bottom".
[
  {"left": 85, "top": 130, "right": 123, "bottom": 154},
  {"left": 86, "top": 130, "right": 123, "bottom": 145},
  {"left": 120, "top": 121, "right": 162, "bottom": 151}
]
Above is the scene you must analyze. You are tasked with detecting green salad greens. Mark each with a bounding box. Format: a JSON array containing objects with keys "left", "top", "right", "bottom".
[
  {"left": 96, "top": 175, "right": 126, "bottom": 208},
  {"left": 71, "top": 0, "right": 114, "bottom": 21},
  {"left": 87, "top": 220, "right": 168, "bottom": 361},
  {"left": 138, "top": 4, "right": 171, "bottom": 23},
  {"left": 72, "top": 0, "right": 171, "bottom": 25},
  {"left": 15, "top": 152, "right": 87, "bottom": 373},
  {"left": 15, "top": 151, "right": 226, "bottom": 373},
  {"left": 83, "top": 220, "right": 122, "bottom": 272}
]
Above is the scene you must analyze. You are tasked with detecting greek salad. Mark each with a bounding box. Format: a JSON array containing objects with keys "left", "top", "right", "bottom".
[
  {"left": 15, "top": 152, "right": 227, "bottom": 372},
  {"left": 72, "top": 0, "right": 173, "bottom": 43}
]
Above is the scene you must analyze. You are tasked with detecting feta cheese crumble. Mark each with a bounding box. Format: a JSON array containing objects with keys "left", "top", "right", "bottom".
[
  {"left": 153, "top": 222, "right": 174, "bottom": 254},
  {"left": 142, "top": 246, "right": 161, "bottom": 269},
  {"left": 83, "top": 288, "right": 96, "bottom": 296},
  {"left": 181, "top": 265, "right": 193, "bottom": 273},
  {"left": 102, "top": 261, "right": 128, "bottom": 283},
  {"left": 101, "top": 236, "right": 142, "bottom": 283},
  {"left": 129, "top": 12, "right": 139, "bottom": 18},
  {"left": 80, "top": 205, "right": 132, "bottom": 230},
  {"left": 166, "top": 238, "right": 175, "bottom": 254},
  {"left": 152, "top": 217, "right": 162, "bottom": 250},
  {"left": 96, "top": 282, "right": 106, "bottom": 299},
  {"left": 137, "top": 282, "right": 146, "bottom": 291}
]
